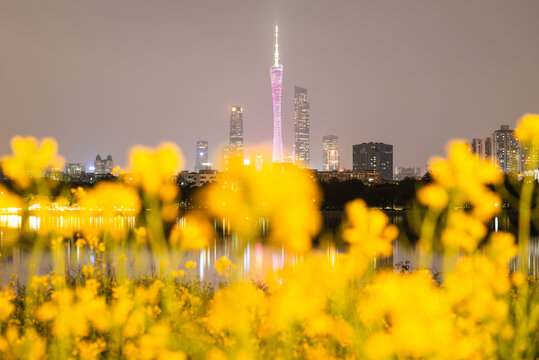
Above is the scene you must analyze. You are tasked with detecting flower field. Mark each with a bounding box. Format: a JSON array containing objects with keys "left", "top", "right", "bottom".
[{"left": 0, "top": 116, "right": 539, "bottom": 359}]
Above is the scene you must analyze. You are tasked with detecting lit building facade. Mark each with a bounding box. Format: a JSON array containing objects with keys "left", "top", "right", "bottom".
[
  {"left": 493, "top": 125, "right": 520, "bottom": 173},
  {"left": 65, "top": 163, "right": 85, "bottom": 176},
  {"left": 229, "top": 106, "right": 244, "bottom": 159},
  {"left": 270, "top": 26, "right": 284, "bottom": 163},
  {"left": 322, "top": 135, "right": 340, "bottom": 171},
  {"left": 294, "top": 86, "right": 310, "bottom": 168},
  {"left": 353, "top": 142, "right": 393, "bottom": 181},
  {"left": 394, "top": 167, "right": 422, "bottom": 181},
  {"left": 94, "top": 155, "right": 113, "bottom": 175},
  {"left": 195, "top": 140, "right": 209, "bottom": 172},
  {"left": 316, "top": 170, "right": 382, "bottom": 184}
]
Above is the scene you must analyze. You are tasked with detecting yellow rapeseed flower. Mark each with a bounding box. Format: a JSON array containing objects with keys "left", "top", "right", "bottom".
[
  {"left": 202, "top": 163, "right": 321, "bottom": 253},
  {"left": 79, "top": 181, "right": 141, "bottom": 217},
  {"left": 128, "top": 142, "right": 184, "bottom": 195},
  {"left": 0, "top": 288, "right": 15, "bottom": 321},
  {"left": 441, "top": 210, "right": 487, "bottom": 251},
  {"left": 429, "top": 140, "right": 502, "bottom": 205},
  {"left": 1, "top": 136, "right": 64, "bottom": 188},
  {"left": 341, "top": 199, "right": 398, "bottom": 275},
  {"left": 359, "top": 270, "right": 454, "bottom": 359},
  {"left": 515, "top": 113, "right": 539, "bottom": 146},
  {"left": 169, "top": 212, "right": 212, "bottom": 250},
  {"left": 417, "top": 183, "right": 448, "bottom": 209},
  {"left": 215, "top": 256, "right": 232, "bottom": 276}
]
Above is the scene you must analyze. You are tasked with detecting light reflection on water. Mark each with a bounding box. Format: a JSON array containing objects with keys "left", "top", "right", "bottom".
[{"left": 0, "top": 214, "right": 538, "bottom": 285}]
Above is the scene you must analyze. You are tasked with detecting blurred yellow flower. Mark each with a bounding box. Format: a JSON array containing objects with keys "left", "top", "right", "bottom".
[
  {"left": 342, "top": 199, "right": 398, "bottom": 275},
  {"left": 359, "top": 270, "right": 454, "bottom": 359},
  {"left": 208, "top": 282, "right": 265, "bottom": 337},
  {"left": 417, "top": 183, "right": 448, "bottom": 209},
  {"left": 487, "top": 231, "right": 517, "bottom": 266},
  {"left": 1, "top": 136, "right": 64, "bottom": 187},
  {"left": 128, "top": 142, "right": 184, "bottom": 195},
  {"left": 202, "top": 163, "right": 321, "bottom": 253},
  {"left": 430, "top": 140, "right": 502, "bottom": 194},
  {"left": 0, "top": 288, "right": 15, "bottom": 321},
  {"left": 79, "top": 182, "right": 141, "bottom": 217},
  {"left": 185, "top": 260, "right": 197, "bottom": 269},
  {"left": 169, "top": 212, "right": 212, "bottom": 250},
  {"left": 215, "top": 256, "right": 232, "bottom": 276},
  {"left": 442, "top": 210, "right": 487, "bottom": 251},
  {"left": 515, "top": 113, "right": 539, "bottom": 146},
  {"left": 515, "top": 113, "right": 539, "bottom": 170}
]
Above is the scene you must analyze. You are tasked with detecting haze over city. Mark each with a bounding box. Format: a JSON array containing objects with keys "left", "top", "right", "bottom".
[{"left": 2, "top": 0, "right": 539, "bottom": 170}]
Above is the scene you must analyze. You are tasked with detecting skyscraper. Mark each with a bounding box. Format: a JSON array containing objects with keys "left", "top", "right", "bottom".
[
  {"left": 353, "top": 143, "right": 393, "bottom": 181},
  {"left": 294, "top": 86, "right": 310, "bottom": 168},
  {"left": 322, "top": 135, "right": 339, "bottom": 171},
  {"left": 195, "top": 140, "right": 209, "bottom": 172},
  {"left": 270, "top": 26, "right": 284, "bottom": 163},
  {"left": 94, "top": 155, "right": 113, "bottom": 175},
  {"left": 229, "top": 106, "right": 244, "bottom": 159},
  {"left": 493, "top": 125, "right": 520, "bottom": 173}
]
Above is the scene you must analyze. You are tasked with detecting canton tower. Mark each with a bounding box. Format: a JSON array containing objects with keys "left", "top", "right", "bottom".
[{"left": 270, "top": 26, "right": 284, "bottom": 163}]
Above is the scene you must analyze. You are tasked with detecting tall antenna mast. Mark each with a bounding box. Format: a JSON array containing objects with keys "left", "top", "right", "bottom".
[{"left": 274, "top": 25, "right": 280, "bottom": 67}]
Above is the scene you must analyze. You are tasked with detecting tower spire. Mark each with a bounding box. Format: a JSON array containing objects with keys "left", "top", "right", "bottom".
[{"left": 274, "top": 25, "right": 280, "bottom": 67}]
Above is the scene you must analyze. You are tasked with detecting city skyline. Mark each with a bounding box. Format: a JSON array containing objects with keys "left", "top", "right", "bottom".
[{"left": 2, "top": 1, "right": 539, "bottom": 170}]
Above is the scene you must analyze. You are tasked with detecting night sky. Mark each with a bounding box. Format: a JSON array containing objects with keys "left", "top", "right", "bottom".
[{"left": 2, "top": 0, "right": 539, "bottom": 171}]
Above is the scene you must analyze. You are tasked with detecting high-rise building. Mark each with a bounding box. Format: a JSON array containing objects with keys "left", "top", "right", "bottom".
[
  {"left": 195, "top": 140, "right": 209, "bottom": 172},
  {"left": 221, "top": 145, "right": 231, "bottom": 171},
  {"left": 229, "top": 106, "right": 244, "bottom": 159},
  {"left": 493, "top": 125, "right": 520, "bottom": 173},
  {"left": 322, "top": 135, "right": 340, "bottom": 171},
  {"left": 353, "top": 142, "right": 393, "bottom": 181},
  {"left": 270, "top": 26, "right": 284, "bottom": 163},
  {"left": 471, "top": 137, "right": 493, "bottom": 161},
  {"left": 294, "top": 86, "right": 310, "bottom": 168},
  {"left": 484, "top": 136, "right": 493, "bottom": 158},
  {"left": 94, "top": 155, "right": 113, "bottom": 175}
]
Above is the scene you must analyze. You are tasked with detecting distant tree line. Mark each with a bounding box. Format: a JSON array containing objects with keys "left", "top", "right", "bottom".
[{"left": 319, "top": 178, "right": 422, "bottom": 210}]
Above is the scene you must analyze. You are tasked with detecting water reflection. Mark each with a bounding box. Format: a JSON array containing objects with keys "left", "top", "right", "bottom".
[{"left": 0, "top": 214, "right": 537, "bottom": 285}]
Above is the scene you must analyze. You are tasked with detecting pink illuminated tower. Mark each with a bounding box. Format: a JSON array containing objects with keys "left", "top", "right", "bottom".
[{"left": 270, "top": 26, "right": 284, "bottom": 163}]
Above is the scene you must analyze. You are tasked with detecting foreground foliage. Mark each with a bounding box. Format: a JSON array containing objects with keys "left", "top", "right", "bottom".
[{"left": 1, "top": 115, "right": 539, "bottom": 359}]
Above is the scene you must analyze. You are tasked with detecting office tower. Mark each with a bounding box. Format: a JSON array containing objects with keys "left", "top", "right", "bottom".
[
  {"left": 94, "top": 155, "right": 113, "bottom": 175},
  {"left": 195, "top": 140, "right": 209, "bottom": 172},
  {"left": 270, "top": 26, "right": 284, "bottom": 163},
  {"left": 229, "top": 106, "right": 244, "bottom": 159},
  {"left": 353, "top": 142, "right": 393, "bottom": 181},
  {"left": 322, "top": 135, "right": 340, "bottom": 171},
  {"left": 294, "top": 86, "right": 310, "bottom": 168},
  {"left": 492, "top": 125, "right": 520, "bottom": 173}
]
